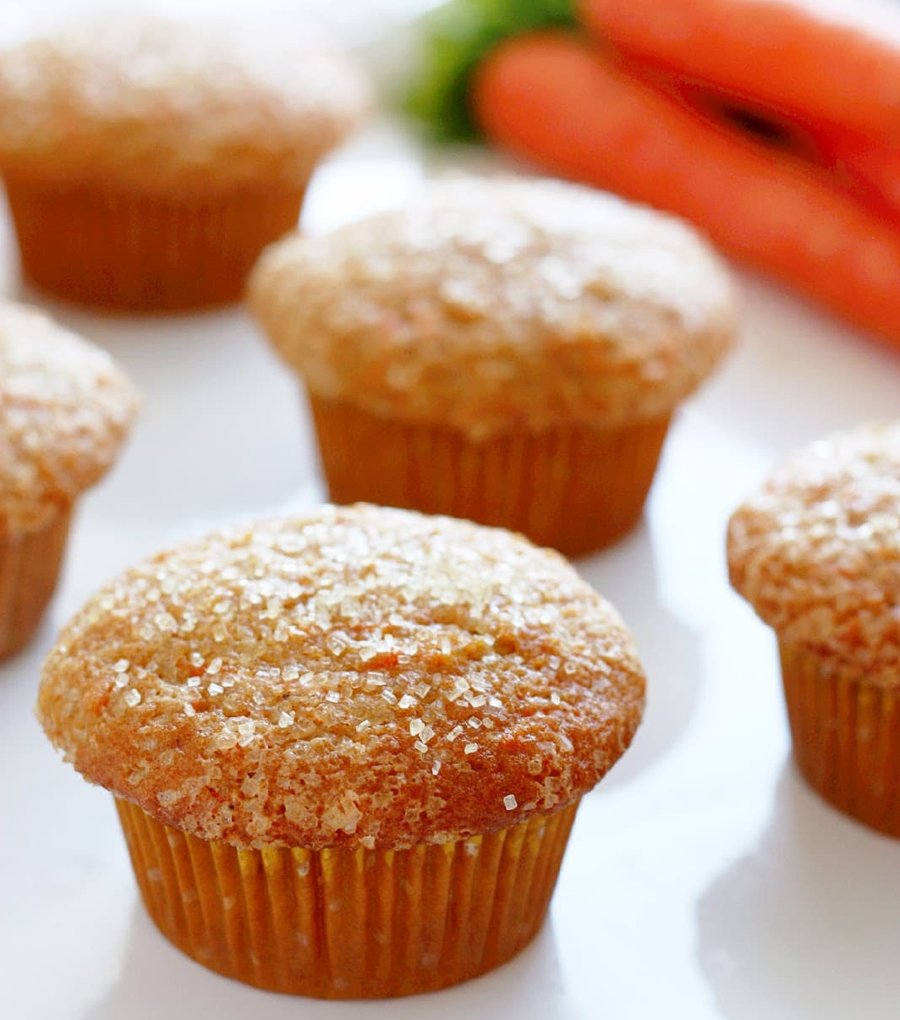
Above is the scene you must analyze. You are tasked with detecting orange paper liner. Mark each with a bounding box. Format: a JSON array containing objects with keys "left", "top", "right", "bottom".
[
  {"left": 780, "top": 640, "right": 900, "bottom": 837},
  {"left": 116, "top": 797, "right": 578, "bottom": 999},
  {"left": 0, "top": 507, "right": 71, "bottom": 661},
  {"left": 3, "top": 177, "right": 304, "bottom": 311},
  {"left": 310, "top": 395, "right": 670, "bottom": 556}
]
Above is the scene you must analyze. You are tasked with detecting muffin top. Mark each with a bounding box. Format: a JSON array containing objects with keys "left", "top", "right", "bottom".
[
  {"left": 728, "top": 422, "right": 900, "bottom": 684},
  {"left": 0, "top": 303, "right": 138, "bottom": 535},
  {"left": 0, "top": 16, "right": 369, "bottom": 193},
  {"left": 38, "top": 503, "right": 645, "bottom": 851},
  {"left": 250, "top": 177, "right": 735, "bottom": 438}
]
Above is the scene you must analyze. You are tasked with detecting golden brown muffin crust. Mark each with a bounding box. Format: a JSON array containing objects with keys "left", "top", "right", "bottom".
[
  {"left": 250, "top": 177, "right": 736, "bottom": 438},
  {"left": 0, "top": 303, "right": 138, "bottom": 535},
  {"left": 728, "top": 422, "right": 900, "bottom": 683},
  {"left": 0, "top": 16, "right": 369, "bottom": 194},
  {"left": 38, "top": 504, "right": 645, "bottom": 850}
]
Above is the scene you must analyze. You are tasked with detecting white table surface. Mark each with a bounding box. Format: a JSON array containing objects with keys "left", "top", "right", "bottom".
[{"left": 3, "top": 3, "right": 900, "bottom": 1018}]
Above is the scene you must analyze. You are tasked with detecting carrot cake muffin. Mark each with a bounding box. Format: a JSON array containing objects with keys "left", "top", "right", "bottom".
[
  {"left": 37, "top": 503, "right": 645, "bottom": 997},
  {"left": 0, "top": 302, "right": 137, "bottom": 659},
  {"left": 728, "top": 422, "right": 900, "bottom": 835},
  {"left": 0, "top": 16, "right": 370, "bottom": 310},
  {"left": 250, "top": 176, "right": 736, "bottom": 556}
]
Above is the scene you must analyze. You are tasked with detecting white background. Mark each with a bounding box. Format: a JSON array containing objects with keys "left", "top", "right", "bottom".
[{"left": 2, "top": 2, "right": 900, "bottom": 1017}]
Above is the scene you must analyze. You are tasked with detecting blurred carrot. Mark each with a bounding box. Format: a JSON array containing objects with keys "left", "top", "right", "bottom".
[
  {"left": 824, "top": 133, "right": 900, "bottom": 221},
  {"left": 474, "top": 32, "right": 900, "bottom": 345},
  {"left": 579, "top": 0, "right": 900, "bottom": 141},
  {"left": 580, "top": 0, "right": 900, "bottom": 220},
  {"left": 615, "top": 63, "right": 900, "bottom": 222}
]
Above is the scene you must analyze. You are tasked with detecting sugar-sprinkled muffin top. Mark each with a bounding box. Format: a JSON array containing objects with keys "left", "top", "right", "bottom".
[
  {"left": 0, "top": 303, "right": 138, "bottom": 535},
  {"left": 0, "top": 16, "right": 369, "bottom": 193},
  {"left": 728, "top": 422, "right": 900, "bottom": 683},
  {"left": 250, "top": 177, "right": 736, "bottom": 438},
  {"left": 38, "top": 504, "right": 645, "bottom": 850}
]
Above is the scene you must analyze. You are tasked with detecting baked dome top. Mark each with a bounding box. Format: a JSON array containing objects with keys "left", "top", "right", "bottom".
[
  {"left": 38, "top": 503, "right": 645, "bottom": 849},
  {"left": 728, "top": 422, "right": 900, "bottom": 683},
  {"left": 251, "top": 177, "right": 735, "bottom": 437},
  {"left": 0, "top": 16, "right": 369, "bottom": 192},
  {"left": 0, "top": 303, "right": 138, "bottom": 534}
]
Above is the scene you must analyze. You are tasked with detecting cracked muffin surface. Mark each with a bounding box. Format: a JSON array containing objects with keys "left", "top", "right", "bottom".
[{"left": 38, "top": 503, "right": 645, "bottom": 850}]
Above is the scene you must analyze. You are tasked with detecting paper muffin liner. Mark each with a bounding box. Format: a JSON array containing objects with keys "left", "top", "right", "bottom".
[
  {"left": 310, "top": 395, "right": 670, "bottom": 556},
  {"left": 780, "top": 640, "right": 900, "bottom": 837},
  {"left": 116, "top": 797, "right": 578, "bottom": 998},
  {"left": 3, "top": 177, "right": 304, "bottom": 311},
  {"left": 0, "top": 506, "right": 71, "bottom": 660}
]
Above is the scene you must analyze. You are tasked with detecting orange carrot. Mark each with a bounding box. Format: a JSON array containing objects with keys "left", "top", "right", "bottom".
[
  {"left": 579, "top": 0, "right": 900, "bottom": 220},
  {"left": 824, "top": 131, "right": 900, "bottom": 221},
  {"left": 473, "top": 32, "right": 900, "bottom": 347},
  {"left": 579, "top": 0, "right": 900, "bottom": 142},
  {"left": 613, "top": 62, "right": 900, "bottom": 223}
]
